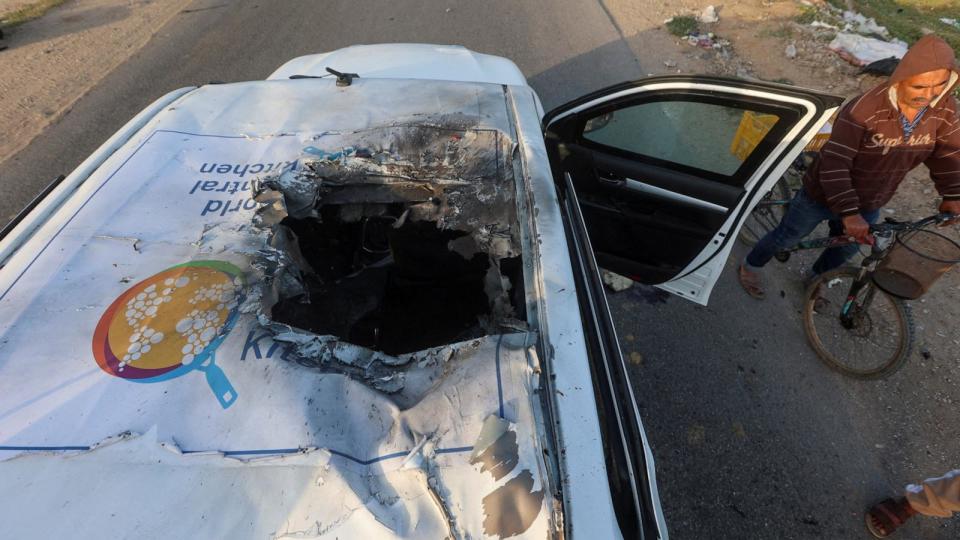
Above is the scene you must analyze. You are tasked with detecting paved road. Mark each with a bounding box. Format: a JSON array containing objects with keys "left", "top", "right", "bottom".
[
  {"left": 2, "top": 1, "right": 958, "bottom": 538},
  {"left": 612, "top": 248, "right": 960, "bottom": 539},
  {"left": 0, "top": 0, "right": 641, "bottom": 222}
]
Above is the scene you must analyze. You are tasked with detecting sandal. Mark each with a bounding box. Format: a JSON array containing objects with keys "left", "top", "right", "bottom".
[
  {"left": 738, "top": 264, "right": 765, "bottom": 299},
  {"left": 865, "top": 497, "right": 914, "bottom": 538}
]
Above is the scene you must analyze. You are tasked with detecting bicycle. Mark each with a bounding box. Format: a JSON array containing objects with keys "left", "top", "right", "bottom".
[
  {"left": 738, "top": 154, "right": 808, "bottom": 246},
  {"left": 773, "top": 213, "right": 959, "bottom": 379}
]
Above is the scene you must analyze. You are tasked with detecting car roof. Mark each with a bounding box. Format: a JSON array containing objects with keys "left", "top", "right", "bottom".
[
  {"left": 0, "top": 78, "right": 557, "bottom": 537},
  {"left": 267, "top": 43, "right": 529, "bottom": 86}
]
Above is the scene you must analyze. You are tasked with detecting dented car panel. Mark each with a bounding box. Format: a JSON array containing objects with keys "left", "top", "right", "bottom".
[{"left": 0, "top": 77, "right": 629, "bottom": 539}]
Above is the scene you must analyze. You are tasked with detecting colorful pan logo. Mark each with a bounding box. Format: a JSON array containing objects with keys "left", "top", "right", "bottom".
[{"left": 92, "top": 261, "right": 245, "bottom": 409}]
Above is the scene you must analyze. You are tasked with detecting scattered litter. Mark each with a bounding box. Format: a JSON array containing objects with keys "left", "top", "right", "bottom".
[
  {"left": 942, "top": 18, "right": 960, "bottom": 30},
  {"left": 827, "top": 278, "right": 843, "bottom": 288},
  {"left": 699, "top": 5, "right": 719, "bottom": 24},
  {"left": 860, "top": 56, "right": 900, "bottom": 76},
  {"left": 785, "top": 44, "right": 797, "bottom": 59},
  {"left": 829, "top": 33, "right": 908, "bottom": 66},
  {"left": 685, "top": 32, "right": 729, "bottom": 50},
  {"left": 810, "top": 21, "right": 838, "bottom": 30},
  {"left": 842, "top": 11, "right": 890, "bottom": 39},
  {"left": 663, "top": 60, "right": 678, "bottom": 68},
  {"left": 601, "top": 269, "right": 633, "bottom": 292}
]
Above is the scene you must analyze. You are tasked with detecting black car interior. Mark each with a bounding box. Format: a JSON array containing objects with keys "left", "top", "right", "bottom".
[{"left": 544, "top": 86, "right": 808, "bottom": 285}]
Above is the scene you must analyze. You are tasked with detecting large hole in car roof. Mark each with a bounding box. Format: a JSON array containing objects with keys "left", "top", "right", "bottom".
[{"left": 252, "top": 119, "right": 527, "bottom": 358}]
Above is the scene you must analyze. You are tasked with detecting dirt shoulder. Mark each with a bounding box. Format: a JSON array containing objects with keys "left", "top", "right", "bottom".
[{"left": 0, "top": 0, "right": 192, "bottom": 167}]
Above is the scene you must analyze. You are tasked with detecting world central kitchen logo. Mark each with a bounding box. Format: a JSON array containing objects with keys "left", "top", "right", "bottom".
[{"left": 92, "top": 261, "right": 245, "bottom": 409}]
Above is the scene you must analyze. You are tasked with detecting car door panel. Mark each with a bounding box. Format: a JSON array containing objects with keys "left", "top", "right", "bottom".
[
  {"left": 559, "top": 171, "right": 664, "bottom": 540},
  {"left": 544, "top": 75, "right": 842, "bottom": 303},
  {"left": 588, "top": 146, "right": 744, "bottom": 207}
]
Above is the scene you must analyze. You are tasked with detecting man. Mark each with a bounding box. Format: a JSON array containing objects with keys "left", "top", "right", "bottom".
[
  {"left": 865, "top": 469, "right": 960, "bottom": 537},
  {"left": 739, "top": 35, "right": 960, "bottom": 299}
]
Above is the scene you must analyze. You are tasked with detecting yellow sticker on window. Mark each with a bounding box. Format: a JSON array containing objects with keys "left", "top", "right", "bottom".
[{"left": 729, "top": 111, "right": 779, "bottom": 162}]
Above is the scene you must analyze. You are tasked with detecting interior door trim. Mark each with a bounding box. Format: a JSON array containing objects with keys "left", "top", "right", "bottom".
[{"left": 621, "top": 178, "right": 728, "bottom": 213}]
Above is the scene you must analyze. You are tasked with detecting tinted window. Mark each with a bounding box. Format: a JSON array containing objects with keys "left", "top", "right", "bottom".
[{"left": 582, "top": 101, "right": 780, "bottom": 177}]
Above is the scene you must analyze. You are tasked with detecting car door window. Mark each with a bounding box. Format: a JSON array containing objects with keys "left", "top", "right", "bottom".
[
  {"left": 582, "top": 99, "right": 784, "bottom": 183},
  {"left": 544, "top": 77, "right": 841, "bottom": 302}
]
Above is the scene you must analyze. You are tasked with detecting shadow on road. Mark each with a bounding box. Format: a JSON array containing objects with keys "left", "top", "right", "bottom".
[{"left": 1, "top": 3, "right": 131, "bottom": 49}]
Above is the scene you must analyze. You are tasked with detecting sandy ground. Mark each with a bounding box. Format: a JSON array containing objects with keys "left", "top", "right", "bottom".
[
  {"left": 605, "top": 0, "right": 867, "bottom": 93},
  {"left": 0, "top": 0, "right": 192, "bottom": 165},
  {"left": 0, "top": 0, "right": 36, "bottom": 13}
]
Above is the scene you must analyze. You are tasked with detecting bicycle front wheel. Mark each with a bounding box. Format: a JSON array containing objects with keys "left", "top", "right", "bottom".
[{"left": 802, "top": 267, "right": 913, "bottom": 379}]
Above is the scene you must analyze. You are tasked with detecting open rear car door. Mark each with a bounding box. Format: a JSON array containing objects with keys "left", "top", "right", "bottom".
[{"left": 544, "top": 76, "right": 843, "bottom": 304}]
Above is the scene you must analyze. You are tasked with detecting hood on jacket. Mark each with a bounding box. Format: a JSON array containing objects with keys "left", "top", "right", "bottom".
[{"left": 888, "top": 34, "right": 959, "bottom": 110}]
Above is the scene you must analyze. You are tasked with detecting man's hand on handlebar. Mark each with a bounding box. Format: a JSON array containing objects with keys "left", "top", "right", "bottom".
[
  {"left": 938, "top": 200, "right": 960, "bottom": 226},
  {"left": 842, "top": 214, "right": 874, "bottom": 245}
]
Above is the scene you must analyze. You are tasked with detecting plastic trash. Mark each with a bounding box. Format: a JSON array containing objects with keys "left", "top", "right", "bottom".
[
  {"left": 860, "top": 57, "right": 900, "bottom": 76},
  {"left": 699, "top": 5, "right": 719, "bottom": 24},
  {"left": 829, "top": 33, "right": 908, "bottom": 67},
  {"left": 601, "top": 269, "right": 634, "bottom": 292},
  {"left": 842, "top": 11, "right": 890, "bottom": 39},
  {"left": 810, "top": 21, "right": 838, "bottom": 30},
  {"left": 785, "top": 44, "right": 797, "bottom": 59}
]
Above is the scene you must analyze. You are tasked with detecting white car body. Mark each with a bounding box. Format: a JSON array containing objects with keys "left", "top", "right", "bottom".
[{"left": 0, "top": 44, "right": 840, "bottom": 539}]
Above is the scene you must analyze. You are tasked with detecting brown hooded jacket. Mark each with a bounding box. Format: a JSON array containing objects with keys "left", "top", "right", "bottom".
[{"left": 803, "top": 35, "right": 960, "bottom": 216}]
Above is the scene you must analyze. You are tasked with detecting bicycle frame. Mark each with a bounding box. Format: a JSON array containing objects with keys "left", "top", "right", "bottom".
[
  {"left": 837, "top": 232, "right": 895, "bottom": 327},
  {"left": 781, "top": 212, "right": 953, "bottom": 327}
]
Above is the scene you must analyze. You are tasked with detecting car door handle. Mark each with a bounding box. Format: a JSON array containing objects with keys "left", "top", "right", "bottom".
[{"left": 597, "top": 170, "right": 625, "bottom": 185}]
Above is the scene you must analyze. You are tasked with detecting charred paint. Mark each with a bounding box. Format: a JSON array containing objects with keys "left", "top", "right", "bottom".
[{"left": 481, "top": 470, "right": 545, "bottom": 538}]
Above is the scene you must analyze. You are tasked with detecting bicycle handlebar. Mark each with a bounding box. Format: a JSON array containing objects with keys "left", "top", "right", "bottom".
[{"left": 869, "top": 212, "right": 957, "bottom": 234}]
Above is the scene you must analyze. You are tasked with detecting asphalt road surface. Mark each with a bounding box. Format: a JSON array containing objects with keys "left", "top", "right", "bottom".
[{"left": 3, "top": 1, "right": 958, "bottom": 538}]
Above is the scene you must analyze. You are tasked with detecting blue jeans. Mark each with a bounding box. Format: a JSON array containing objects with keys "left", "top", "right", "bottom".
[{"left": 745, "top": 188, "right": 880, "bottom": 275}]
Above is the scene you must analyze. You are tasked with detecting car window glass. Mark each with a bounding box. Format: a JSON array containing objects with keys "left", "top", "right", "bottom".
[{"left": 582, "top": 101, "right": 780, "bottom": 177}]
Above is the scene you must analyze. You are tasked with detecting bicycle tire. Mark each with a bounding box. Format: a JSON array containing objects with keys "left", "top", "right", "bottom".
[
  {"left": 802, "top": 267, "right": 914, "bottom": 379},
  {"left": 738, "top": 175, "right": 792, "bottom": 247}
]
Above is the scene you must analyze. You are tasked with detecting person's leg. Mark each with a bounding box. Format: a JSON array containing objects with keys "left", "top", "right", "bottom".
[
  {"left": 811, "top": 208, "right": 882, "bottom": 275},
  {"left": 905, "top": 469, "right": 960, "bottom": 518},
  {"left": 865, "top": 469, "right": 960, "bottom": 537},
  {"left": 740, "top": 189, "right": 832, "bottom": 298},
  {"left": 745, "top": 189, "right": 834, "bottom": 269},
  {"left": 866, "top": 498, "right": 916, "bottom": 537}
]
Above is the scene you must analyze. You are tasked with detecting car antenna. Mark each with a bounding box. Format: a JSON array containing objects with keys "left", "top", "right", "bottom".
[{"left": 325, "top": 67, "right": 359, "bottom": 87}]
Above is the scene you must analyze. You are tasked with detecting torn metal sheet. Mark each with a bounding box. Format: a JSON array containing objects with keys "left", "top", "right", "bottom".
[
  {"left": 0, "top": 79, "right": 558, "bottom": 538},
  {"left": 250, "top": 120, "right": 528, "bottom": 360}
]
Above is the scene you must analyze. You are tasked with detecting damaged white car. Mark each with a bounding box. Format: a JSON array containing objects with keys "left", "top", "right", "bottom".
[{"left": 0, "top": 44, "right": 840, "bottom": 539}]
